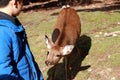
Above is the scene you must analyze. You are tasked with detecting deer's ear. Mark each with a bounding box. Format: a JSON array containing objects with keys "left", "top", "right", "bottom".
[
  {"left": 45, "top": 35, "right": 53, "bottom": 49},
  {"left": 61, "top": 45, "right": 74, "bottom": 55}
]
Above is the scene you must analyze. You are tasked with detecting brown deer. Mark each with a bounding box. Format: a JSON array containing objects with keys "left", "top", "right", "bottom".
[{"left": 45, "top": 5, "right": 81, "bottom": 80}]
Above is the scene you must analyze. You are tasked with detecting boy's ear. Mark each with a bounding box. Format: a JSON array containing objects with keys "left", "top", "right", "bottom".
[{"left": 13, "top": 0, "right": 18, "bottom": 8}]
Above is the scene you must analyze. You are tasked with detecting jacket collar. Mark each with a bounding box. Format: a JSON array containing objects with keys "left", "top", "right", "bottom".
[
  {"left": 0, "top": 11, "right": 24, "bottom": 32},
  {"left": 0, "top": 11, "right": 21, "bottom": 26},
  {"left": 0, "top": 20, "right": 24, "bottom": 32}
]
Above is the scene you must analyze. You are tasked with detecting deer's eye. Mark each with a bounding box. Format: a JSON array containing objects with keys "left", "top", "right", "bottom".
[
  {"left": 56, "top": 54, "right": 63, "bottom": 57},
  {"left": 47, "top": 51, "right": 49, "bottom": 55},
  {"left": 56, "top": 55, "right": 61, "bottom": 57}
]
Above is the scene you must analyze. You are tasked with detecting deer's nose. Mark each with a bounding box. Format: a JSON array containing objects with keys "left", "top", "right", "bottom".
[{"left": 45, "top": 60, "right": 50, "bottom": 66}]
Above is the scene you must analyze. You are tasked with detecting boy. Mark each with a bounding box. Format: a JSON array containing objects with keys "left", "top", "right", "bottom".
[{"left": 0, "top": 0, "right": 44, "bottom": 80}]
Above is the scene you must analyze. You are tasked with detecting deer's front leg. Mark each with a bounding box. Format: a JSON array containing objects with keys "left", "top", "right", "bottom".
[{"left": 65, "top": 56, "right": 71, "bottom": 80}]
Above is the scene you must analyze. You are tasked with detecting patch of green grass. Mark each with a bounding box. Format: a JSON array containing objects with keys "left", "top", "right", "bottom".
[
  {"left": 79, "top": 11, "right": 120, "bottom": 34},
  {"left": 110, "top": 53, "right": 120, "bottom": 67}
]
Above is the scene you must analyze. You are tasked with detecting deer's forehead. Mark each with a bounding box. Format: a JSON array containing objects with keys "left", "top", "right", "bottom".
[
  {"left": 51, "top": 45, "right": 61, "bottom": 50},
  {"left": 50, "top": 48, "right": 59, "bottom": 53},
  {"left": 49, "top": 47, "right": 61, "bottom": 54}
]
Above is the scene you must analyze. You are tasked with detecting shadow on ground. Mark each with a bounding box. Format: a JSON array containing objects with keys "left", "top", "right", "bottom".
[
  {"left": 22, "top": 1, "right": 120, "bottom": 13},
  {"left": 76, "top": 4, "right": 120, "bottom": 12},
  {"left": 50, "top": 3, "right": 120, "bottom": 16},
  {"left": 47, "top": 35, "right": 92, "bottom": 80},
  {"left": 22, "top": 1, "right": 59, "bottom": 12}
]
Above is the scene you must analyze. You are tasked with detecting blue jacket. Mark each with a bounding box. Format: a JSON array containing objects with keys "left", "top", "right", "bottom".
[{"left": 0, "top": 19, "right": 44, "bottom": 80}]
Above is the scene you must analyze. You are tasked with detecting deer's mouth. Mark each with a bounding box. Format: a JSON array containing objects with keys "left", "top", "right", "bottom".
[{"left": 45, "top": 61, "right": 51, "bottom": 66}]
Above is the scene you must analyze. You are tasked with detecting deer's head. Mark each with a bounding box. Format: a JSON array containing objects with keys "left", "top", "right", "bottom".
[{"left": 45, "top": 35, "right": 74, "bottom": 66}]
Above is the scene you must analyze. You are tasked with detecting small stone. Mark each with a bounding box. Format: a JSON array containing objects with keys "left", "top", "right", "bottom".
[
  {"left": 111, "top": 77, "right": 115, "bottom": 80},
  {"left": 88, "top": 68, "right": 92, "bottom": 72},
  {"left": 94, "top": 35, "right": 100, "bottom": 37}
]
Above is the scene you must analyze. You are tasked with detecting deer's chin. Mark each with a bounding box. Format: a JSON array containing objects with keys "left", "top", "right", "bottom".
[
  {"left": 47, "top": 64, "right": 54, "bottom": 67},
  {"left": 46, "top": 62, "right": 59, "bottom": 68}
]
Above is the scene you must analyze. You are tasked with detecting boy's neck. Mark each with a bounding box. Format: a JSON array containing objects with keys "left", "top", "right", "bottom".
[{"left": 0, "top": 7, "right": 13, "bottom": 16}]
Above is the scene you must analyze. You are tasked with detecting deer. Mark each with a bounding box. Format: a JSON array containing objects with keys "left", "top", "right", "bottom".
[{"left": 45, "top": 5, "right": 81, "bottom": 80}]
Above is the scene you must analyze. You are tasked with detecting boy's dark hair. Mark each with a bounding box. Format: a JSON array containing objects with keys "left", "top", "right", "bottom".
[
  {"left": 0, "top": 0, "right": 10, "bottom": 7},
  {"left": 0, "top": 0, "right": 24, "bottom": 8}
]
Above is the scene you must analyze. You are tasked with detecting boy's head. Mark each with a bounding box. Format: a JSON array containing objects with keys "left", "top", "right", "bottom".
[
  {"left": 0, "top": 0, "right": 24, "bottom": 16},
  {"left": 0, "top": 0, "right": 23, "bottom": 7}
]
